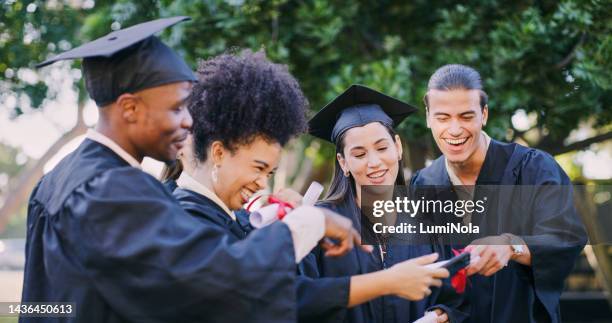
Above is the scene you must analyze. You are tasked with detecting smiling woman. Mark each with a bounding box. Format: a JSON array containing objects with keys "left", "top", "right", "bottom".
[{"left": 161, "top": 49, "right": 308, "bottom": 211}]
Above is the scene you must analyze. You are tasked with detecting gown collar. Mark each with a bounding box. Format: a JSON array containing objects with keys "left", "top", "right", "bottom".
[
  {"left": 176, "top": 171, "right": 236, "bottom": 221},
  {"left": 86, "top": 129, "right": 142, "bottom": 169}
]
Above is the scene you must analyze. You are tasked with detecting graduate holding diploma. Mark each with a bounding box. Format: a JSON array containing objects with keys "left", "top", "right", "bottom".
[
  {"left": 21, "top": 17, "right": 362, "bottom": 323},
  {"left": 411, "top": 64, "right": 588, "bottom": 323}
]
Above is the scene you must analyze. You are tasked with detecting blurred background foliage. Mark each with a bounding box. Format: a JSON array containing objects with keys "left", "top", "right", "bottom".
[{"left": 0, "top": 0, "right": 611, "bottom": 237}]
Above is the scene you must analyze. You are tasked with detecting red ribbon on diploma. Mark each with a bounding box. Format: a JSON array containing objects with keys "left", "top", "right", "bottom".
[
  {"left": 266, "top": 196, "right": 295, "bottom": 220},
  {"left": 245, "top": 195, "right": 295, "bottom": 220},
  {"left": 451, "top": 248, "right": 468, "bottom": 293}
]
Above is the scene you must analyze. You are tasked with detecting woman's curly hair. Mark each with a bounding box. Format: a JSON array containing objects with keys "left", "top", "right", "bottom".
[{"left": 188, "top": 49, "right": 309, "bottom": 162}]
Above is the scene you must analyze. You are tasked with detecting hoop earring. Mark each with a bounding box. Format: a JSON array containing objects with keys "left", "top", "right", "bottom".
[
  {"left": 212, "top": 165, "right": 219, "bottom": 183},
  {"left": 344, "top": 171, "right": 350, "bottom": 177}
]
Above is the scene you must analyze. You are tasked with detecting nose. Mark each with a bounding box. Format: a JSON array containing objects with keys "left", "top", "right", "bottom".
[
  {"left": 367, "top": 152, "right": 382, "bottom": 168},
  {"left": 254, "top": 174, "right": 268, "bottom": 191},
  {"left": 181, "top": 108, "right": 193, "bottom": 130},
  {"left": 448, "top": 119, "right": 463, "bottom": 137}
]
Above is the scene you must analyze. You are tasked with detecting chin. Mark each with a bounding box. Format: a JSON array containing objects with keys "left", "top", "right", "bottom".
[{"left": 444, "top": 149, "right": 473, "bottom": 165}]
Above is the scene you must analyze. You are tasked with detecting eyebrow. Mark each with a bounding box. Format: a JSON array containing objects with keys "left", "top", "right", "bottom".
[
  {"left": 254, "top": 160, "right": 273, "bottom": 169},
  {"left": 168, "top": 98, "right": 188, "bottom": 111},
  {"left": 349, "top": 138, "right": 389, "bottom": 151},
  {"left": 433, "top": 110, "right": 477, "bottom": 117}
]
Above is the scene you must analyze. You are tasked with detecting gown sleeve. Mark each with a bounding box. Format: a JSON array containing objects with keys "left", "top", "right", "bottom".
[
  {"left": 61, "top": 167, "right": 298, "bottom": 322},
  {"left": 297, "top": 247, "right": 351, "bottom": 323},
  {"left": 516, "top": 150, "right": 588, "bottom": 321}
]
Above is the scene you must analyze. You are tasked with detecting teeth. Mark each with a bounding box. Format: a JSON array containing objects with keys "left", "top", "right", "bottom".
[
  {"left": 241, "top": 190, "right": 251, "bottom": 201},
  {"left": 444, "top": 138, "right": 468, "bottom": 145},
  {"left": 368, "top": 170, "right": 386, "bottom": 178}
]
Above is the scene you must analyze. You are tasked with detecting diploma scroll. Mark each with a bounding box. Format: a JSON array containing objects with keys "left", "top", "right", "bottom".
[{"left": 249, "top": 182, "right": 324, "bottom": 228}]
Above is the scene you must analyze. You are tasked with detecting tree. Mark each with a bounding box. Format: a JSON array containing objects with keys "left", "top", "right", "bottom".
[
  {"left": 1, "top": 0, "right": 610, "bottom": 230},
  {"left": 0, "top": 0, "right": 160, "bottom": 231},
  {"left": 167, "top": 0, "right": 611, "bottom": 167}
]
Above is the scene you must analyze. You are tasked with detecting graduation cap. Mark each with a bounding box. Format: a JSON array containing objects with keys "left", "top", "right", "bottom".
[
  {"left": 309, "top": 84, "right": 417, "bottom": 144},
  {"left": 37, "top": 16, "right": 196, "bottom": 106}
]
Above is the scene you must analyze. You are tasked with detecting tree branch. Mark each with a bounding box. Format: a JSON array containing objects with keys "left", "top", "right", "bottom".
[
  {"left": 541, "top": 131, "right": 612, "bottom": 156},
  {"left": 0, "top": 102, "right": 88, "bottom": 232},
  {"left": 554, "top": 32, "right": 587, "bottom": 70}
]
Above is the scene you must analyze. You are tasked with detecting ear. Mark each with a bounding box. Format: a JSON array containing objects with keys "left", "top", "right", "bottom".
[
  {"left": 336, "top": 152, "right": 348, "bottom": 175},
  {"left": 209, "top": 141, "right": 226, "bottom": 166},
  {"left": 115, "top": 93, "right": 140, "bottom": 123},
  {"left": 394, "top": 134, "right": 403, "bottom": 158},
  {"left": 482, "top": 104, "right": 489, "bottom": 127}
]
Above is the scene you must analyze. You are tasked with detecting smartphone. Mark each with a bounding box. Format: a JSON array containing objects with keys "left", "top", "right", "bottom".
[{"left": 426, "top": 252, "right": 470, "bottom": 276}]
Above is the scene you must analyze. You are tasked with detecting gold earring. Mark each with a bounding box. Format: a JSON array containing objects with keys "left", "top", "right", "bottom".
[{"left": 344, "top": 171, "right": 350, "bottom": 177}]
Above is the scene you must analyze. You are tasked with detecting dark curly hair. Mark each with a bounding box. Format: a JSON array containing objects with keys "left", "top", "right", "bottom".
[{"left": 188, "top": 49, "right": 309, "bottom": 162}]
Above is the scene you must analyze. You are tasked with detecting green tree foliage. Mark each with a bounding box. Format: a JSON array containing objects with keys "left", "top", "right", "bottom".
[
  {"left": 1, "top": 0, "right": 611, "bottom": 159},
  {"left": 166, "top": 1, "right": 611, "bottom": 154}
]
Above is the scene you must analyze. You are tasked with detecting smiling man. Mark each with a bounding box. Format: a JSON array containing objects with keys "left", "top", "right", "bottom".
[{"left": 410, "top": 64, "right": 587, "bottom": 323}]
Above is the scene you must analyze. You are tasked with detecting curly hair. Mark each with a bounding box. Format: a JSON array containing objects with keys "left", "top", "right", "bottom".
[{"left": 188, "top": 49, "right": 309, "bottom": 162}]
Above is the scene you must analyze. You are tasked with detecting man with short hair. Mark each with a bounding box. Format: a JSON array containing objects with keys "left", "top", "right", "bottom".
[
  {"left": 411, "top": 64, "right": 587, "bottom": 322},
  {"left": 22, "top": 17, "right": 363, "bottom": 323}
]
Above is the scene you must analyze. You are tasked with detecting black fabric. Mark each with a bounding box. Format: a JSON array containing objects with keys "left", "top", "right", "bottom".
[
  {"left": 410, "top": 139, "right": 588, "bottom": 323},
  {"left": 37, "top": 16, "right": 196, "bottom": 106},
  {"left": 21, "top": 139, "right": 298, "bottom": 323},
  {"left": 172, "top": 187, "right": 351, "bottom": 323},
  {"left": 300, "top": 199, "right": 469, "bottom": 323},
  {"left": 308, "top": 85, "right": 416, "bottom": 143}
]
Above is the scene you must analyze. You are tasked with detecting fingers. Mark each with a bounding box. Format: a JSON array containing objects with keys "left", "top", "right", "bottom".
[
  {"left": 352, "top": 228, "right": 373, "bottom": 253},
  {"left": 471, "top": 245, "right": 510, "bottom": 276},
  {"left": 274, "top": 188, "right": 303, "bottom": 206},
  {"left": 467, "top": 246, "right": 491, "bottom": 276},
  {"left": 324, "top": 231, "right": 352, "bottom": 257},
  {"left": 424, "top": 288, "right": 432, "bottom": 297},
  {"left": 430, "top": 278, "right": 443, "bottom": 288},
  {"left": 411, "top": 252, "right": 439, "bottom": 265},
  {"left": 437, "top": 313, "right": 449, "bottom": 323},
  {"left": 430, "top": 267, "right": 449, "bottom": 279}
]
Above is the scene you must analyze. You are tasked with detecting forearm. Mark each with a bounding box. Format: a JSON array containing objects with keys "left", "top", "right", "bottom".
[{"left": 348, "top": 270, "right": 392, "bottom": 307}]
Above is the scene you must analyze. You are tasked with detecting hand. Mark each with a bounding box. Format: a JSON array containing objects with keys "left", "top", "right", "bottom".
[
  {"left": 271, "top": 188, "right": 303, "bottom": 207},
  {"left": 466, "top": 235, "right": 513, "bottom": 276},
  {"left": 319, "top": 208, "right": 373, "bottom": 257},
  {"left": 432, "top": 309, "right": 449, "bottom": 323},
  {"left": 384, "top": 253, "right": 449, "bottom": 300}
]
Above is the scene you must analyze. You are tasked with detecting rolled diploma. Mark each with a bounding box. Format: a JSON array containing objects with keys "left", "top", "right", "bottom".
[{"left": 250, "top": 182, "right": 324, "bottom": 228}]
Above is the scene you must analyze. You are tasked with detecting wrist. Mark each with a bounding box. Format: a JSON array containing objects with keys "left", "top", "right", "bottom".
[
  {"left": 502, "top": 233, "right": 526, "bottom": 261},
  {"left": 377, "top": 268, "right": 396, "bottom": 296}
]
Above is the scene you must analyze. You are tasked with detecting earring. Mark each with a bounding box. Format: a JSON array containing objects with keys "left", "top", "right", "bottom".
[
  {"left": 343, "top": 171, "right": 350, "bottom": 177},
  {"left": 212, "top": 165, "right": 219, "bottom": 183}
]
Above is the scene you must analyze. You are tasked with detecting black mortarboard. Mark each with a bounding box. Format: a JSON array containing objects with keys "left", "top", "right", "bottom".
[
  {"left": 308, "top": 84, "right": 417, "bottom": 143},
  {"left": 37, "top": 16, "right": 196, "bottom": 106}
]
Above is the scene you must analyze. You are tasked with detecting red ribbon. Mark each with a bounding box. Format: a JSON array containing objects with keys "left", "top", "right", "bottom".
[
  {"left": 266, "top": 196, "right": 295, "bottom": 220},
  {"left": 451, "top": 248, "right": 468, "bottom": 293}
]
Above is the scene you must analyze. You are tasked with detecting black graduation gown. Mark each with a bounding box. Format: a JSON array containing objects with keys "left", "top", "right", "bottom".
[
  {"left": 410, "top": 139, "right": 588, "bottom": 323},
  {"left": 300, "top": 198, "right": 469, "bottom": 323},
  {"left": 21, "top": 139, "right": 298, "bottom": 323},
  {"left": 172, "top": 187, "right": 351, "bottom": 323}
]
